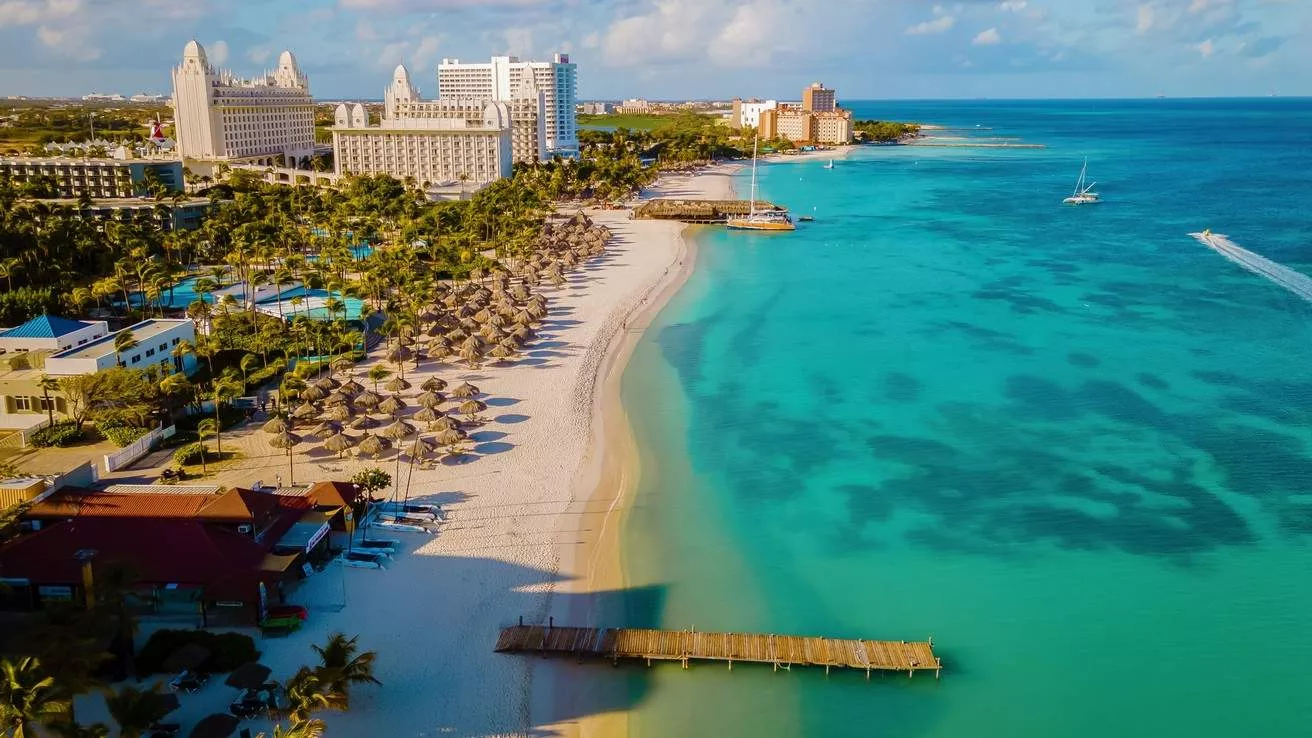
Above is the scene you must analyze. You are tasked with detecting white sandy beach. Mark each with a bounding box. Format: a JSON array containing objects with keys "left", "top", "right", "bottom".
[{"left": 84, "top": 165, "right": 739, "bottom": 738}]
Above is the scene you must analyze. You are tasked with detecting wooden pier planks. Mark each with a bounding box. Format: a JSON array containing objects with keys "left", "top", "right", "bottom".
[{"left": 495, "top": 624, "right": 942, "bottom": 677}]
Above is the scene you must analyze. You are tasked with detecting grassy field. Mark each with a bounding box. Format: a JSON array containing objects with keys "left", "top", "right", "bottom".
[{"left": 578, "top": 113, "right": 715, "bottom": 131}]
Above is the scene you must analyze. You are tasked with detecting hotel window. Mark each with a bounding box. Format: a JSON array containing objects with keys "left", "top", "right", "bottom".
[
  {"left": 14, "top": 396, "right": 32, "bottom": 411},
  {"left": 131, "top": 355, "right": 141, "bottom": 364}
]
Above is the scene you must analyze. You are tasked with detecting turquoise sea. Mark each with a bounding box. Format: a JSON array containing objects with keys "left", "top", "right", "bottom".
[{"left": 615, "top": 100, "right": 1312, "bottom": 737}]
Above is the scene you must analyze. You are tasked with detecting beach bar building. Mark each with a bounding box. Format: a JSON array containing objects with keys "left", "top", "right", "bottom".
[{"left": 0, "top": 486, "right": 327, "bottom": 624}]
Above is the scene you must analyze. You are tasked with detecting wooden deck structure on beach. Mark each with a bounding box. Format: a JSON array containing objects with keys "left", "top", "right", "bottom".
[
  {"left": 495, "top": 622, "right": 942, "bottom": 679},
  {"left": 633, "top": 199, "right": 784, "bottom": 224}
]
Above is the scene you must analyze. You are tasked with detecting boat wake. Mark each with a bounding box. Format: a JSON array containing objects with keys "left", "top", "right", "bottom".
[{"left": 1192, "top": 231, "right": 1312, "bottom": 303}]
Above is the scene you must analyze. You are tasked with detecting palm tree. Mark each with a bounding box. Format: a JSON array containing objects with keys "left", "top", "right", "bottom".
[
  {"left": 282, "top": 668, "right": 346, "bottom": 725},
  {"left": 196, "top": 418, "right": 217, "bottom": 474},
  {"left": 366, "top": 366, "right": 390, "bottom": 392},
  {"left": 37, "top": 375, "right": 59, "bottom": 427},
  {"left": 0, "top": 657, "right": 69, "bottom": 737},
  {"left": 208, "top": 377, "right": 243, "bottom": 457},
  {"left": 104, "top": 683, "right": 172, "bottom": 738},
  {"left": 312, "top": 633, "right": 380, "bottom": 699},
  {"left": 260, "top": 720, "right": 325, "bottom": 738},
  {"left": 240, "top": 354, "right": 261, "bottom": 390},
  {"left": 113, "top": 329, "right": 138, "bottom": 368}
]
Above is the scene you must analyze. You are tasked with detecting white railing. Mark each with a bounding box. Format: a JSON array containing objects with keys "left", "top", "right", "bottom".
[
  {"left": 16, "top": 418, "right": 52, "bottom": 449},
  {"left": 103, "top": 425, "right": 176, "bottom": 473}
]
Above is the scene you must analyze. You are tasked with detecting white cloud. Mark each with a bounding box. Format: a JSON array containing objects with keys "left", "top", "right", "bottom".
[
  {"left": 0, "top": 0, "right": 81, "bottom": 27},
  {"left": 1136, "top": 4, "right": 1155, "bottom": 33},
  {"left": 999, "top": 1, "right": 1027, "bottom": 11},
  {"left": 247, "top": 45, "right": 273, "bottom": 65},
  {"left": 209, "top": 39, "right": 228, "bottom": 65},
  {"left": 1195, "top": 38, "right": 1215, "bottom": 56},
  {"left": 973, "top": 27, "right": 1002, "bottom": 45},
  {"left": 906, "top": 16, "right": 955, "bottom": 35},
  {"left": 502, "top": 27, "right": 533, "bottom": 57},
  {"left": 35, "top": 22, "right": 99, "bottom": 60}
]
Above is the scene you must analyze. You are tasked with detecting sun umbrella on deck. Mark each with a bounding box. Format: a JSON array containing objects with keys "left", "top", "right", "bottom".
[
  {"left": 189, "top": 714, "right": 239, "bottom": 738},
  {"left": 224, "top": 662, "right": 272, "bottom": 690},
  {"left": 163, "top": 643, "right": 210, "bottom": 673}
]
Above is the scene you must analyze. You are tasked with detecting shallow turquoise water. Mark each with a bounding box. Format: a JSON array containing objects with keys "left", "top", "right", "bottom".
[{"left": 617, "top": 100, "right": 1312, "bottom": 737}]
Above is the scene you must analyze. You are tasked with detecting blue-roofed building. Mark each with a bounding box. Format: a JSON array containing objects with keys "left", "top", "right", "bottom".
[{"left": 0, "top": 315, "right": 109, "bottom": 354}]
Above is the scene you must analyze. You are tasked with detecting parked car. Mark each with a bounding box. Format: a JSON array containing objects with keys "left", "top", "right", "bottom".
[{"left": 337, "top": 551, "right": 387, "bottom": 570}]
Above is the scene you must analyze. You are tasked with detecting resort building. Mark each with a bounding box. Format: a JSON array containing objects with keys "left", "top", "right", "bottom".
[
  {"left": 385, "top": 64, "right": 546, "bottom": 165},
  {"left": 41, "top": 319, "right": 197, "bottom": 377},
  {"left": 615, "top": 99, "right": 651, "bottom": 115},
  {"left": 171, "top": 41, "right": 316, "bottom": 166},
  {"left": 730, "top": 99, "right": 779, "bottom": 130},
  {"left": 580, "top": 102, "right": 613, "bottom": 115},
  {"left": 437, "top": 55, "right": 577, "bottom": 157},
  {"left": 802, "top": 82, "right": 837, "bottom": 113},
  {"left": 332, "top": 101, "right": 513, "bottom": 191},
  {"left": 0, "top": 315, "right": 109, "bottom": 354},
  {"left": 0, "top": 157, "right": 183, "bottom": 198}
]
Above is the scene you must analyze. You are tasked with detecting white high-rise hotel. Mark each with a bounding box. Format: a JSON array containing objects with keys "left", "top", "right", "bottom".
[
  {"left": 438, "top": 54, "right": 577, "bottom": 157},
  {"left": 171, "top": 41, "right": 316, "bottom": 166}
]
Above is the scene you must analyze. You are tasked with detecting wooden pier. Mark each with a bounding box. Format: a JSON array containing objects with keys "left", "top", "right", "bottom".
[
  {"left": 495, "top": 622, "right": 942, "bottom": 679},
  {"left": 633, "top": 199, "right": 784, "bottom": 224}
]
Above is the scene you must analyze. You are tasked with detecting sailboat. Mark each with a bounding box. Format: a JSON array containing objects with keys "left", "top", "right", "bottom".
[
  {"left": 1063, "top": 159, "right": 1101, "bottom": 205},
  {"left": 727, "top": 138, "right": 796, "bottom": 232}
]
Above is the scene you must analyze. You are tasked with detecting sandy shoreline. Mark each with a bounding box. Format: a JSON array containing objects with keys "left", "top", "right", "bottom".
[{"left": 85, "top": 164, "right": 743, "bottom": 738}]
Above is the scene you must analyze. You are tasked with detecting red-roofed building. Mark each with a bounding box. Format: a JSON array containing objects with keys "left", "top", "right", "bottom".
[{"left": 2, "top": 485, "right": 333, "bottom": 625}]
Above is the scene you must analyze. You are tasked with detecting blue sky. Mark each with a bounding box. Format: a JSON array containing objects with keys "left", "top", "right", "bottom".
[{"left": 0, "top": 0, "right": 1306, "bottom": 99}]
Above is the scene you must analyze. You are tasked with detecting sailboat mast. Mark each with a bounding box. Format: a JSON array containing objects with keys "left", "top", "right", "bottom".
[{"left": 748, "top": 138, "right": 759, "bottom": 217}]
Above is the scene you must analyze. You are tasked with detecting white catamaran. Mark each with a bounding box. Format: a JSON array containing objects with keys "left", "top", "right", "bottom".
[
  {"left": 1063, "top": 159, "right": 1101, "bottom": 205},
  {"left": 726, "top": 138, "right": 796, "bottom": 232}
]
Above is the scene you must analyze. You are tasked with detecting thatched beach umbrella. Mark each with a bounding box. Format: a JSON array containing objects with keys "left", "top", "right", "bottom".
[
  {"left": 511, "top": 325, "right": 533, "bottom": 343},
  {"left": 431, "top": 416, "right": 461, "bottom": 433},
  {"left": 452, "top": 382, "right": 480, "bottom": 399},
  {"left": 414, "top": 407, "right": 444, "bottom": 425},
  {"left": 324, "top": 431, "right": 356, "bottom": 458},
  {"left": 358, "top": 433, "right": 391, "bottom": 458},
  {"left": 349, "top": 415, "right": 378, "bottom": 431},
  {"left": 341, "top": 379, "right": 365, "bottom": 394},
  {"left": 378, "top": 395, "right": 406, "bottom": 416},
  {"left": 385, "top": 376, "right": 411, "bottom": 393},
  {"left": 291, "top": 402, "right": 319, "bottom": 420},
  {"left": 310, "top": 420, "right": 341, "bottom": 439},
  {"left": 300, "top": 385, "right": 327, "bottom": 402},
  {"left": 313, "top": 376, "right": 339, "bottom": 392},
  {"left": 417, "top": 391, "right": 445, "bottom": 409},
  {"left": 408, "top": 436, "right": 437, "bottom": 460},
  {"left": 386, "top": 346, "right": 413, "bottom": 363},
  {"left": 382, "top": 419, "right": 416, "bottom": 440},
  {"left": 324, "top": 392, "right": 349, "bottom": 408},
  {"left": 324, "top": 403, "right": 354, "bottom": 422},
  {"left": 354, "top": 390, "right": 381, "bottom": 410},
  {"left": 262, "top": 416, "right": 289, "bottom": 434},
  {"left": 420, "top": 377, "right": 448, "bottom": 392},
  {"left": 487, "top": 345, "right": 514, "bottom": 362},
  {"left": 458, "top": 399, "right": 487, "bottom": 419},
  {"left": 435, "top": 428, "right": 468, "bottom": 447},
  {"left": 331, "top": 357, "right": 355, "bottom": 374},
  {"left": 267, "top": 430, "right": 302, "bottom": 485}
]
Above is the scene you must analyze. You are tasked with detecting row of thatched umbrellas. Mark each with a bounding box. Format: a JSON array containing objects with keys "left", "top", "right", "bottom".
[{"left": 258, "top": 212, "right": 614, "bottom": 479}]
